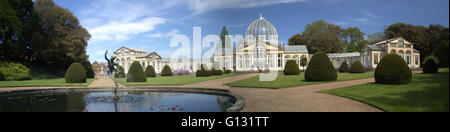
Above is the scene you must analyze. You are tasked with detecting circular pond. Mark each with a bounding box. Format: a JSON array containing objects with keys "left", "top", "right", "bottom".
[{"left": 0, "top": 88, "right": 240, "bottom": 112}]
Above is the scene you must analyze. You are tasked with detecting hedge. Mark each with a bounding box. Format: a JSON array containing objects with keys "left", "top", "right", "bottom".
[
  {"left": 65, "top": 62, "right": 87, "bottom": 83},
  {"left": 145, "top": 65, "right": 156, "bottom": 77},
  {"left": 0, "top": 61, "right": 32, "bottom": 81},
  {"left": 339, "top": 62, "right": 350, "bottom": 73},
  {"left": 284, "top": 60, "right": 300, "bottom": 75},
  {"left": 375, "top": 54, "right": 412, "bottom": 84},
  {"left": 126, "top": 61, "right": 146, "bottom": 82},
  {"left": 161, "top": 65, "right": 173, "bottom": 76},
  {"left": 423, "top": 59, "right": 439, "bottom": 74},
  {"left": 196, "top": 64, "right": 210, "bottom": 77},
  {"left": 349, "top": 61, "right": 366, "bottom": 73},
  {"left": 305, "top": 52, "right": 337, "bottom": 81}
]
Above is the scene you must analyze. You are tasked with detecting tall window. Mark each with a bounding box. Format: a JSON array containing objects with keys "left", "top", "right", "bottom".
[
  {"left": 374, "top": 53, "right": 379, "bottom": 65},
  {"left": 246, "top": 54, "right": 251, "bottom": 69},
  {"left": 415, "top": 55, "right": 419, "bottom": 65},
  {"left": 406, "top": 55, "right": 411, "bottom": 65},
  {"left": 278, "top": 54, "right": 282, "bottom": 68}
]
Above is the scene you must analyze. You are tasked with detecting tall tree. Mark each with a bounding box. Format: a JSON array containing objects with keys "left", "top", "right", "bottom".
[
  {"left": 367, "top": 32, "right": 385, "bottom": 43},
  {"left": 302, "top": 20, "right": 345, "bottom": 39},
  {"left": 307, "top": 32, "right": 344, "bottom": 54},
  {"left": 219, "top": 26, "right": 229, "bottom": 69},
  {"left": 33, "top": 0, "right": 91, "bottom": 70},
  {"left": 288, "top": 34, "right": 308, "bottom": 45},
  {"left": 0, "top": 0, "right": 21, "bottom": 60},
  {"left": 342, "top": 27, "right": 365, "bottom": 52}
]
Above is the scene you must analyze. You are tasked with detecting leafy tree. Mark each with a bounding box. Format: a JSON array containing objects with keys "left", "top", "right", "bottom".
[
  {"left": 0, "top": 0, "right": 21, "bottom": 60},
  {"left": 300, "top": 57, "right": 308, "bottom": 70},
  {"left": 220, "top": 26, "right": 229, "bottom": 68},
  {"left": 367, "top": 32, "right": 386, "bottom": 43},
  {"left": 307, "top": 32, "right": 344, "bottom": 54},
  {"left": 32, "top": 0, "right": 91, "bottom": 71},
  {"left": 288, "top": 34, "right": 308, "bottom": 45},
  {"left": 356, "top": 40, "right": 370, "bottom": 52},
  {"left": 302, "top": 20, "right": 345, "bottom": 38},
  {"left": 342, "top": 27, "right": 365, "bottom": 52}
]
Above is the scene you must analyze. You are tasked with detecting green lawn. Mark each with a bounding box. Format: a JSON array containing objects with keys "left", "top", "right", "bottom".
[
  {"left": 321, "top": 68, "right": 449, "bottom": 112},
  {"left": 117, "top": 73, "right": 245, "bottom": 86},
  {"left": 226, "top": 72, "right": 375, "bottom": 89},
  {"left": 0, "top": 78, "right": 95, "bottom": 87}
]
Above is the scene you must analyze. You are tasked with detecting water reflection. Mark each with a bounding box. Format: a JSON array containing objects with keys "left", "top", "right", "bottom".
[{"left": 0, "top": 91, "right": 235, "bottom": 112}]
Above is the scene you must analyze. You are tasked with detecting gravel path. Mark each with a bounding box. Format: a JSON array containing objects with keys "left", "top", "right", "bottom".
[
  {"left": 87, "top": 76, "right": 123, "bottom": 88},
  {"left": 183, "top": 73, "right": 382, "bottom": 112}
]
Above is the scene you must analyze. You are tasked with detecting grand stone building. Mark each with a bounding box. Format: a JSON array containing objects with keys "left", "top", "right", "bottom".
[
  {"left": 115, "top": 16, "right": 420, "bottom": 74},
  {"left": 214, "top": 16, "right": 421, "bottom": 71}
]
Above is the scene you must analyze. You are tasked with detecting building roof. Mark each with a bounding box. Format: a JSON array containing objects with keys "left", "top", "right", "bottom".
[
  {"left": 366, "top": 44, "right": 383, "bottom": 51},
  {"left": 284, "top": 45, "right": 308, "bottom": 53},
  {"left": 325, "top": 52, "right": 361, "bottom": 58},
  {"left": 137, "top": 52, "right": 161, "bottom": 58},
  {"left": 114, "top": 46, "right": 149, "bottom": 53},
  {"left": 246, "top": 17, "right": 278, "bottom": 36}
]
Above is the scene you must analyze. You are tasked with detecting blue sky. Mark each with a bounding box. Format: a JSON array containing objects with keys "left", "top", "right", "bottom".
[{"left": 51, "top": 0, "right": 449, "bottom": 63}]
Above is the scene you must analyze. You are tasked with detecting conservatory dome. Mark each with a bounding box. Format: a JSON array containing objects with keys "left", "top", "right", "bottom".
[{"left": 246, "top": 16, "right": 278, "bottom": 37}]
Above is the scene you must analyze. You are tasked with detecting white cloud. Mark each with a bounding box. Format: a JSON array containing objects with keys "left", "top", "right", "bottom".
[
  {"left": 183, "top": 0, "right": 308, "bottom": 16},
  {"left": 362, "top": 11, "right": 384, "bottom": 19},
  {"left": 89, "top": 17, "right": 166, "bottom": 42},
  {"left": 146, "top": 29, "right": 180, "bottom": 38},
  {"left": 346, "top": 16, "right": 369, "bottom": 23}
]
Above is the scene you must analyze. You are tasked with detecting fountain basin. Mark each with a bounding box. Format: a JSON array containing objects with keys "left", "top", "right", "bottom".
[{"left": 0, "top": 88, "right": 244, "bottom": 112}]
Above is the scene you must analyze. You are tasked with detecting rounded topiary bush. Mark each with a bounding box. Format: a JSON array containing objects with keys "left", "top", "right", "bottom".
[
  {"left": 349, "top": 61, "right": 366, "bottom": 73},
  {"left": 423, "top": 59, "right": 439, "bottom": 74},
  {"left": 115, "top": 66, "right": 126, "bottom": 78},
  {"left": 161, "top": 65, "right": 173, "bottom": 76},
  {"left": 196, "top": 65, "right": 210, "bottom": 77},
  {"left": 65, "top": 62, "right": 87, "bottom": 83},
  {"left": 126, "top": 61, "right": 146, "bottom": 82},
  {"left": 375, "top": 54, "right": 412, "bottom": 84},
  {"left": 339, "top": 62, "right": 350, "bottom": 73},
  {"left": 284, "top": 60, "right": 300, "bottom": 75},
  {"left": 0, "top": 71, "right": 4, "bottom": 81},
  {"left": 224, "top": 70, "right": 232, "bottom": 74},
  {"left": 0, "top": 61, "right": 32, "bottom": 81},
  {"left": 145, "top": 65, "right": 156, "bottom": 77},
  {"left": 86, "top": 63, "right": 95, "bottom": 78},
  {"left": 305, "top": 52, "right": 337, "bottom": 82}
]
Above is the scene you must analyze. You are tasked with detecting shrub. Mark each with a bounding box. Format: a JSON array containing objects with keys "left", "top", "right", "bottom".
[
  {"left": 65, "top": 62, "right": 87, "bottom": 83},
  {"left": 0, "top": 71, "right": 4, "bottom": 81},
  {"left": 375, "top": 54, "right": 412, "bottom": 84},
  {"left": 145, "top": 65, "right": 156, "bottom": 77},
  {"left": 305, "top": 52, "right": 337, "bottom": 81},
  {"left": 349, "top": 61, "right": 366, "bottom": 73},
  {"left": 210, "top": 67, "right": 223, "bottom": 76},
  {"left": 196, "top": 64, "right": 210, "bottom": 77},
  {"left": 126, "top": 61, "right": 146, "bottom": 82},
  {"left": 161, "top": 65, "right": 173, "bottom": 76},
  {"left": 115, "top": 66, "right": 126, "bottom": 78},
  {"left": 224, "top": 70, "right": 232, "bottom": 74},
  {"left": 284, "top": 60, "right": 300, "bottom": 75},
  {"left": 86, "top": 63, "right": 95, "bottom": 78},
  {"left": 423, "top": 59, "right": 439, "bottom": 74},
  {"left": 339, "top": 62, "right": 350, "bottom": 73},
  {"left": 0, "top": 61, "right": 32, "bottom": 81}
]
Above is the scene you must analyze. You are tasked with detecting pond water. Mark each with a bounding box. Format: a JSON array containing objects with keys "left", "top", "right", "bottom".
[{"left": 0, "top": 89, "right": 236, "bottom": 112}]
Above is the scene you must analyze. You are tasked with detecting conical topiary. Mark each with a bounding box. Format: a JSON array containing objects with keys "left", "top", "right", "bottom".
[
  {"left": 126, "top": 61, "right": 146, "bottom": 82},
  {"left": 115, "top": 66, "right": 126, "bottom": 78},
  {"left": 349, "top": 61, "right": 366, "bottom": 73},
  {"left": 423, "top": 59, "right": 439, "bottom": 74},
  {"left": 145, "top": 65, "right": 156, "bottom": 77},
  {"left": 305, "top": 52, "right": 337, "bottom": 81},
  {"left": 339, "top": 62, "right": 350, "bottom": 73},
  {"left": 65, "top": 62, "right": 87, "bottom": 83},
  {"left": 161, "top": 65, "right": 173, "bottom": 76},
  {"left": 375, "top": 54, "right": 412, "bottom": 84},
  {"left": 284, "top": 60, "right": 300, "bottom": 75}
]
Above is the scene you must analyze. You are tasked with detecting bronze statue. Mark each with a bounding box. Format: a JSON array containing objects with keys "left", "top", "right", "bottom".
[{"left": 105, "top": 50, "right": 120, "bottom": 101}]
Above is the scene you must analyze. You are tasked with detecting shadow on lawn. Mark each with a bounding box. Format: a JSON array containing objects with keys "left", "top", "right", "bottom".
[{"left": 364, "top": 72, "right": 449, "bottom": 112}]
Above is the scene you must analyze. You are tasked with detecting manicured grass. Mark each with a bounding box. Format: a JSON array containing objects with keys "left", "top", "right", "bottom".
[
  {"left": 117, "top": 73, "right": 245, "bottom": 86},
  {"left": 0, "top": 78, "right": 95, "bottom": 87},
  {"left": 321, "top": 68, "right": 449, "bottom": 112},
  {"left": 226, "top": 72, "right": 375, "bottom": 89}
]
